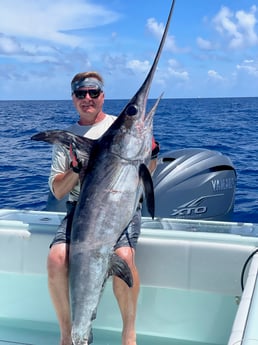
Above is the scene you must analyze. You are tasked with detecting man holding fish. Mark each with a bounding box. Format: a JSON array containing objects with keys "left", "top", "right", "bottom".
[
  {"left": 46, "top": 71, "right": 159, "bottom": 345},
  {"left": 32, "top": 2, "right": 175, "bottom": 343}
]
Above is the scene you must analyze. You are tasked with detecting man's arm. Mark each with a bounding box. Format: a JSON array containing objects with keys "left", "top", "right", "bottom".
[
  {"left": 52, "top": 170, "right": 79, "bottom": 200},
  {"left": 50, "top": 144, "right": 81, "bottom": 200}
]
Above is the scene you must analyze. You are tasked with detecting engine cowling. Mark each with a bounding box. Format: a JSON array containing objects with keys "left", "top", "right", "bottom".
[{"left": 142, "top": 148, "right": 236, "bottom": 221}]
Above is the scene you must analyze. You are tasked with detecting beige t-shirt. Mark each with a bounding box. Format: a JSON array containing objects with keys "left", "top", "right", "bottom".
[{"left": 48, "top": 114, "right": 117, "bottom": 202}]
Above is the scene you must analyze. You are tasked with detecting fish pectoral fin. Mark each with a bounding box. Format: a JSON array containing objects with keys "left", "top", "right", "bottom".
[
  {"left": 31, "top": 129, "right": 96, "bottom": 167},
  {"left": 109, "top": 253, "right": 133, "bottom": 287},
  {"left": 139, "top": 163, "right": 155, "bottom": 219}
]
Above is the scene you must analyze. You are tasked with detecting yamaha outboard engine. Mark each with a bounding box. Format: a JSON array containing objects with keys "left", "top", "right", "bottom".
[{"left": 142, "top": 148, "right": 236, "bottom": 221}]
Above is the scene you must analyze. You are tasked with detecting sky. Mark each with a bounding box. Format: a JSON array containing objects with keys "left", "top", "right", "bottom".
[{"left": 1, "top": 0, "right": 258, "bottom": 100}]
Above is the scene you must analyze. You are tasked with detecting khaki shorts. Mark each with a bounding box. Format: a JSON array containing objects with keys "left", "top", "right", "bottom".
[{"left": 50, "top": 201, "right": 141, "bottom": 250}]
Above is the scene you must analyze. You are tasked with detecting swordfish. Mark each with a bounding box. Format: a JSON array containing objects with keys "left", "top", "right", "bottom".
[{"left": 31, "top": 1, "right": 176, "bottom": 343}]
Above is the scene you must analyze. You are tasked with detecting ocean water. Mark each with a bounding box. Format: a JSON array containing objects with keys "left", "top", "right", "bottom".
[{"left": 0, "top": 97, "right": 257, "bottom": 223}]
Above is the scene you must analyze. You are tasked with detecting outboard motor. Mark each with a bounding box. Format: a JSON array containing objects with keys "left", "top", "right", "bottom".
[{"left": 142, "top": 148, "right": 236, "bottom": 221}]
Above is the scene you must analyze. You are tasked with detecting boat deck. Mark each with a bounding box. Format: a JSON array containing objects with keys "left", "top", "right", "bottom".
[
  {"left": 0, "top": 323, "right": 212, "bottom": 345},
  {"left": 0, "top": 320, "right": 57, "bottom": 345},
  {"left": 1, "top": 210, "right": 258, "bottom": 345},
  {"left": 0, "top": 273, "right": 236, "bottom": 345},
  {"left": 0, "top": 330, "right": 210, "bottom": 345}
]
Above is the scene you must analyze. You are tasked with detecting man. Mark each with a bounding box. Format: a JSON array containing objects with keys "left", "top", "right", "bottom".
[{"left": 47, "top": 71, "right": 159, "bottom": 345}]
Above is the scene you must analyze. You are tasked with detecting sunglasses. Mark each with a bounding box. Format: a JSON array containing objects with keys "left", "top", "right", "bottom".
[{"left": 73, "top": 89, "right": 102, "bottom": 99}]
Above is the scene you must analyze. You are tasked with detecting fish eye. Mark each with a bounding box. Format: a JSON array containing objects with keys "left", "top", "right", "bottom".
[{"left": 126, "top": 104, "right": 138, "bottom": 116}]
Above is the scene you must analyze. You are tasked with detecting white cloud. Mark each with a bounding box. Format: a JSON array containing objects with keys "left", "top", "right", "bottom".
[
  {"left": 167, "top": 59, "right": 189, "bottom": 81},
  {"left": 126, "top": 59, "right": 151, "bottom": 73},
  {"left": 168, "top": 69, "right": 189, "bottom": 81},
  {"left": 0, "top": 0, "right": 120, "bottom": 48},
  {"left": 208, "top": 69, "right": 224, "bottom": 81},
  {"left": 167, "top": 59, "right": 179, "bottom": 68},
  {"left": 237, "top": 60, "right": 258, "bottom": 77},
  {"left": 212, "top": 5, "right": 258, "bottom": 49},
  {"left": 146, "top": 17, "right": 178, "bottom": 52},
  {"left": 236, "top": 6, "right": 258, "bottom": 45},
  {"left": 244, "top": 59, "right": 254, "bottom": 63},
  {"left": 0, "top": 34, "right": 23, "bottom": 54},
  {"left": 196, "top": 37, "right": 213, "bottom": 50}
]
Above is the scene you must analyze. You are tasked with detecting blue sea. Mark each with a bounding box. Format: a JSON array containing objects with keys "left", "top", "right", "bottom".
[{"left": 0, "top": 97, "right": 257, "bottom": 223}]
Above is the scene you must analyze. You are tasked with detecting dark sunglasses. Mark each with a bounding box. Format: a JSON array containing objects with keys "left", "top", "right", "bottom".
[{"left": 73, "top": 89, "right": 102, "bottom": 99}]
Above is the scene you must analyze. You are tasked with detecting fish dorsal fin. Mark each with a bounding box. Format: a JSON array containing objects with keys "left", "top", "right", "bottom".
[
  {"left": 109, "top": 253, "right": 133, "bottom": 287},
  {"left": 139, "top": 163, "right": 155, "bottom": 219}
]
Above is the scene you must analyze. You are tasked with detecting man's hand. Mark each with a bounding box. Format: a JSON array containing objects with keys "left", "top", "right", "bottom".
[{"left": 70, "top": 143, "right": 82, "bottom": 173}]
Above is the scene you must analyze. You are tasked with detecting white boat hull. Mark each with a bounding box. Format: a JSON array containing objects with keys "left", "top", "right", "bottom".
[{"left": 0, "top": 209, "right": 258, "bottom": 345}]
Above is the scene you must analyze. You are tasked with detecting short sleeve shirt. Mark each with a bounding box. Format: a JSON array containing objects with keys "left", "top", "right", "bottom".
[{"left": 48, "top": 114, "right": 117, "bottom": 202}]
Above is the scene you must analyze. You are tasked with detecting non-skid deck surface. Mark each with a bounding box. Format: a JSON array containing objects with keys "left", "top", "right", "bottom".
[
  {"left": 0, "top": 323, "right": 218, "bottom": 345},
  {"left": 0, "top": 323, "right": 57, "bottom": 345}
]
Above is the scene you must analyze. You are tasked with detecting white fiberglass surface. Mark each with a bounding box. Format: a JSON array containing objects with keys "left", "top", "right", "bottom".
[{"left": 0, "top": 272, "right": 237, "bottom": 345}]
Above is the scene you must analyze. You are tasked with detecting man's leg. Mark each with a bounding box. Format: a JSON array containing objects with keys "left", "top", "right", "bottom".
[
  {"left": 47, "top": 201, "right": 77, "bottom": 345},
  {"left": 113, "top": 207, "right": 141, "bottom": 345},
  {"left": 113, "top": 246, "right": 140, "bottom": 345},
  {"left": 47, "top": 243, "right": 72, "bottom": 345}
]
